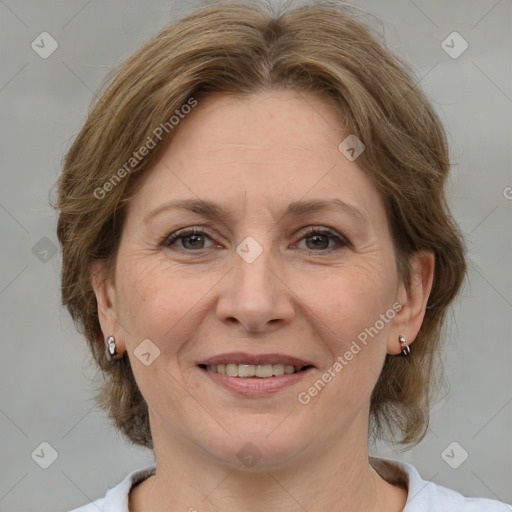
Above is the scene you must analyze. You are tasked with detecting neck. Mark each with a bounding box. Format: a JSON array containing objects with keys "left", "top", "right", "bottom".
[{"left": 130, "top": 413, "right": 403, "bottom": 512}]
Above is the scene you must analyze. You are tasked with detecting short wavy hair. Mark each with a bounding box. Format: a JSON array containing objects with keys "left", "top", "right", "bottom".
[{"left": 54, "top": 0, "right": 466, "bottom": 450}]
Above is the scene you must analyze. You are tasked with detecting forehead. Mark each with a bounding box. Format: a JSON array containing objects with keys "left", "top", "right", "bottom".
[
  {"left": 169, "top": 89, "right": 344, "bottom": 161},
  {"left": 126, "top": 89, "right": 386, "bottom": 226}
]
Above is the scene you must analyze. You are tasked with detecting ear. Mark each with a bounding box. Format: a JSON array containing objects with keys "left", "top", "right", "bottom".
[
  {"left": 90, "top": 260, "right": 125, "bottom": 354},
  {"left": 387, "top": 250, "right": 435, "bottom": 355}
]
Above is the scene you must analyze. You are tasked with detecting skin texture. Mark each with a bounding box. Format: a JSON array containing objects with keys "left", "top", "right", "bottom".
[{"left": 92, "top": 89, "right": 434, "bottom": 511}]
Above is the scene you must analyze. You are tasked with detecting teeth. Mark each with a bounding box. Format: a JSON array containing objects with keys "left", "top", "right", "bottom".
[
  {"left": 239, "top": 364, "right": 256, "bottom": 377},
  {"left": 205, "top": 363, "right": 304, "bottom": 377}
]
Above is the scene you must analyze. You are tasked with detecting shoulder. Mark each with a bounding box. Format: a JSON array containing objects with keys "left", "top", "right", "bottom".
[
  {"left": 68, "top": 464, "right": 157, "bottom": 512},
  {"left": 371, "top": 457, "right": 510, "bottom": 512}
]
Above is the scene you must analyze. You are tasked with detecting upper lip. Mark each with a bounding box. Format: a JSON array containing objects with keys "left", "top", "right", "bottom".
[{"left": 199, "top": 352, "right": 315, "bottom": 367}]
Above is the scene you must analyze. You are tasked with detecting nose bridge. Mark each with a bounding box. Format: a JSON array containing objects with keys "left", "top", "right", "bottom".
[
  {"left": 234, "top": 233, "right": 278, "bottom": 306},
  {"left": 216, "top": 232, "right": 294, "bottom": 332},
  {"left": 236, "top": 237, "right": 274, "bottom": 295}
]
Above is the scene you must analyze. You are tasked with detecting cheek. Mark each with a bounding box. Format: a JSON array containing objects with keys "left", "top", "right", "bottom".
[
  {"left": 114, "top": 255, "right": 203, "bottom": 408},
  {"left": 305, "top": 256, "right": 397, "bottom": 344},
  {"left": 115, "top": 252, "right": 218, "bottom": 358},
  {"left": 301, "top": 256, "right": 397, "bottom": 401},
  {"left": 116, "top": 255, "right": 182, "bottom": 343}
]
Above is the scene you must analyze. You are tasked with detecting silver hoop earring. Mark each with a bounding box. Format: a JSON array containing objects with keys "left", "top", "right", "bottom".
[
  {"left": 105, "top": 336, "right": 122, "bottom": 361},
  {"left": 399, "top": 335, "right": 410, "bottom": 356}
]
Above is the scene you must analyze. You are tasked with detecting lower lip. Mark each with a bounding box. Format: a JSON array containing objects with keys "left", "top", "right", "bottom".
[{"left": 199, "top": 366, "right": 314, "bottom": 397}]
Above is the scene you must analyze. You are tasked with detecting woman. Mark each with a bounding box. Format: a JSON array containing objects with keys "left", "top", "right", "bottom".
[{"left": 56, "top": 1, "right": 509, "bottom": 510}]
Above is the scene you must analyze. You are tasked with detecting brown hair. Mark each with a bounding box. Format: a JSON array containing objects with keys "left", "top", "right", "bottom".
[{"left": 54, "top": 0, "right": 466, "bottom": 449}]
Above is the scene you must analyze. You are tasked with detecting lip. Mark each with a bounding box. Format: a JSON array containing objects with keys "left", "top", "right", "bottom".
[
  {"left": 198, "top": 352, "right": 315, "bottom": 367},
  {"left": 199, "top": 365, "right": 315, "bottom": 397}
]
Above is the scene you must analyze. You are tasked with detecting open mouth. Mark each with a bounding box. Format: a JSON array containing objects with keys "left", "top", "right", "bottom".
[{"left": 198, "top": 363, "right": 313, "bottom": 378}]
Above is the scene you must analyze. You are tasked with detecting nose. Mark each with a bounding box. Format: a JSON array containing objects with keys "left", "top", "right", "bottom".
[{"left": 215, "top": 243, "right": 296, "bottom": 334}]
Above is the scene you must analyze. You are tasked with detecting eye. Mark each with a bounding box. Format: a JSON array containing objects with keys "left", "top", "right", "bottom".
[
  {"left": 162, "top": 227, "right": 216, "bottom": 250},
  {"left": 294, "top": 227, "right": 349, "bottom": 252}
]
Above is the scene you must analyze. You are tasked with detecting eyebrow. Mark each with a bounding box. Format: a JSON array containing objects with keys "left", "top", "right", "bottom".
[{"left": 144, "top": 198, "right": 366, "bottom": 225}]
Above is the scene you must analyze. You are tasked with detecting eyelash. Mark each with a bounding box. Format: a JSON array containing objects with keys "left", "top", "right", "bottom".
[{"left": 162, "top": 226, "right": 350, "bottom": 253}]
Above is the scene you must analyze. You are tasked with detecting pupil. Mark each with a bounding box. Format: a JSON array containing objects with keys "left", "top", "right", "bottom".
[
  {"left": 308, "top": 234, "right": 328, "bottom": 249},
  {"left": 186, "top": 235, "right": 203, "bottom": 248}
]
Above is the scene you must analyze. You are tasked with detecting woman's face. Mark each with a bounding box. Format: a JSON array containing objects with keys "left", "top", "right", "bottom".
[{"left": 95, "top": 89, "right": 429, "bottom": 469}]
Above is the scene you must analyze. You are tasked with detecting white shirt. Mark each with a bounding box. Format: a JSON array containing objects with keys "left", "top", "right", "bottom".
[{"left": 69, "top": 457, "right": 510, "bottom": 511}]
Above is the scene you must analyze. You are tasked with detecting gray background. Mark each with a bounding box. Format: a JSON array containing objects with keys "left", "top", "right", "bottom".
[{"left": 0, "top": 0, "right": 511, "bottom": 510}]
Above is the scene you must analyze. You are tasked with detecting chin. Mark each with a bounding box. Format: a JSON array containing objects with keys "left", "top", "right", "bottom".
[{"left": 202, "top": 422, "right": 311, "bottom": 472}]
